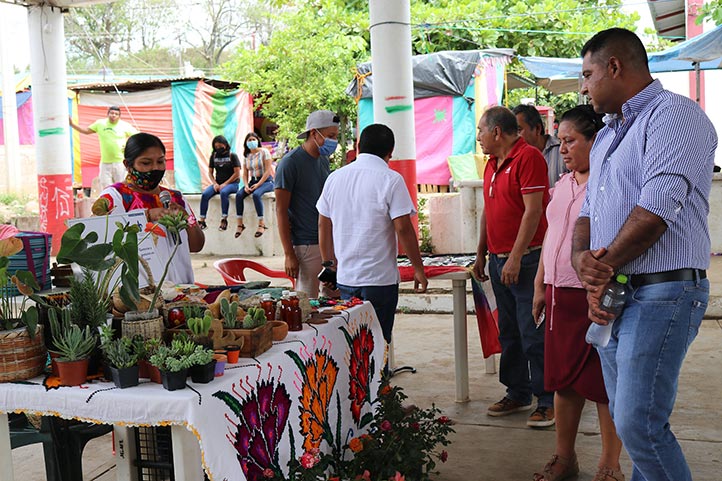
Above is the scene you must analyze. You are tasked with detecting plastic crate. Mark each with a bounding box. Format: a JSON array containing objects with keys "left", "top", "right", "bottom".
[{"left": 133, "top": 426, "right": 174, "bottom": 481}]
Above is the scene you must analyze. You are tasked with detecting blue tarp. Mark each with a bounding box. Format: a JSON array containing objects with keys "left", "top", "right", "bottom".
[{"left": 520, "top": 25, "right": 722, "bottom": 82}]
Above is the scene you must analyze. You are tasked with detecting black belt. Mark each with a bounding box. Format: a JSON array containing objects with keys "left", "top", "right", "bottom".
[{"left": 629, "top": 268, "right": 706, "bottom": 288}]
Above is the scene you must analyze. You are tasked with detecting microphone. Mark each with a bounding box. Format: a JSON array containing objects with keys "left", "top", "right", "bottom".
[{"left": 159, "top": 190, "right": 171, "bottom": 209}]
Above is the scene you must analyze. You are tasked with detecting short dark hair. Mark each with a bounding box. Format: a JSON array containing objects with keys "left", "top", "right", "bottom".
[
  {"left": 124, "top": 132, "right": 165, "bottom": 168},
  {"left": 358, "top": 124, "right": 395, "bottom": 158},
  {"left": 512, "top": 104, "right": 544, "bottom": 133},
  {"left": 581, "top": 28, "right": 649, "bottom": 72},
  {"left": 242, "top": 132, "right": 261, "bottom": 157},
  {"left": 482, "top": 106, "right": 518, "bottom": 135},
  {"left": 108, "top": 106, "right": 121, "bottom": 114},
  {"left": 560, "top": 105, "right": 605, "bottom": 140}
]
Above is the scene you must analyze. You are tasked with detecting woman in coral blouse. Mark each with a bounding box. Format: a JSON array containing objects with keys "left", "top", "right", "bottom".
[{"left": 532, "top": 106, "right": 623, "bottom": 481}]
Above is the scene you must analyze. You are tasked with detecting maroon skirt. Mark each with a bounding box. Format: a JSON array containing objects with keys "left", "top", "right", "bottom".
[{"left": 544, "top": 285, "right": 608, "bottom": 404}]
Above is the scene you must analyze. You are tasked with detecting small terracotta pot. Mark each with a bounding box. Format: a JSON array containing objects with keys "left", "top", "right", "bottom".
[
  {"left": 56, "top": 358, "right": 90, "bottom": 386},
  {"left": 225, "top": 345, "right": 240, "bottom": 364},
  {"left": 49, "top": 351, "right": 60, "bottom": 377}
]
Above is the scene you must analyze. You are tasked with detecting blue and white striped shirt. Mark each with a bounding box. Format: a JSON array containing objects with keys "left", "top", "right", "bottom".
[{"left": 579, "top": 79, "right": 717, "bottom": 274}]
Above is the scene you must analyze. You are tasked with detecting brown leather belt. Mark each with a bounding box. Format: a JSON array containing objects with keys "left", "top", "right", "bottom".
[{"left": 629, "top": 268, "right": 706, "bottom": 288}]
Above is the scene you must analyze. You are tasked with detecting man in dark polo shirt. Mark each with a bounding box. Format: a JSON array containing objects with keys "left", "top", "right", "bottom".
[{"left": 472, "top": 106, "right": 554, "bottom": 428}]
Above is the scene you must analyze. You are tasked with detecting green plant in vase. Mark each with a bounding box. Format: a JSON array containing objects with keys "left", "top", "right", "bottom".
[
  {"left": 68, "top": 270, "right": 111, "bottom": 330},
  {"left": 187, "top": 311, "right": 213, "bottom": 348},
  {"left": 49, "top": 308, "right": 98, "bottom": 386},
  {"left": 220, "top": 298, "right": 240, "bottom": 328},
  {"left": 102, "top": 337, "right": 139, "bottom": 369}
]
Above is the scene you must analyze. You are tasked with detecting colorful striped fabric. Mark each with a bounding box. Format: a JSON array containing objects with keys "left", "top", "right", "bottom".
[
  {"left": 358, "top": 58, "right": 507, "bottom": 186},
  {"left": 172, "top": 81, "right": 253, "bottom": 193}
]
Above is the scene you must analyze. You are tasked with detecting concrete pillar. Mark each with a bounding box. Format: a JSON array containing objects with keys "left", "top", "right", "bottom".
[
  {"left": 369, "top": 0, "right": 418, "bottom": 226},
  {"left": 0, "top": 3, "right": 21, "bottom": 194},
  {"left": 27, "top": 4, "right": 73, "bottom": 252},
  {"left": 686, "top": 0, "right": 705, "bottom": 107}
]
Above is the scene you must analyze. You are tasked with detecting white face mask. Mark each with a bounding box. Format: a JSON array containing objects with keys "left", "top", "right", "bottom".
[{"left": 246, "top": 140, "right": 259, "bottom": 150}]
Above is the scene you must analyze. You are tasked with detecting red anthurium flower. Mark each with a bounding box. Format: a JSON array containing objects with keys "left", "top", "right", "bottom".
[{"left": 145, "top": 222, "right": 166, "bottom": 237}]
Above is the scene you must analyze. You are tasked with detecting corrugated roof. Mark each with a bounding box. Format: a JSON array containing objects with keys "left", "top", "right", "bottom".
[
  {"left": 648, "top": 0, "right": 686, "bottom": 40},
  {"left": 67, "top": 76, "right": 240, "bottom": 92}
]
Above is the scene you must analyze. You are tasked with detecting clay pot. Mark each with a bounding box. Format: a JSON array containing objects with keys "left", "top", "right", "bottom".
[{"left": 269, "top": 320, "right": 289, "bottom": 342}]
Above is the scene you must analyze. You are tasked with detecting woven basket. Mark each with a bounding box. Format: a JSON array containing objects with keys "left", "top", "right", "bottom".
[
  {"left": 0, "top": 325, "right": 47, "bottom": 382},
  {"left": 122, "top": 314, "right": 165, "bottom": 340}
]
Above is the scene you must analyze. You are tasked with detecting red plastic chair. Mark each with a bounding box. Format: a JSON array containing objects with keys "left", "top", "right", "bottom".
[{"left": 213, "top": 258, "right": 296, "bottom": 289}]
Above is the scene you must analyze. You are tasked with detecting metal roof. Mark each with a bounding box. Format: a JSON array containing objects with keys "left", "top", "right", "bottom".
[
  {"left": 648, "top": 0, "right": 686, "bottom": 40},
  {"left": 67, "top": 76, "right": 240, "bottom": 92}
]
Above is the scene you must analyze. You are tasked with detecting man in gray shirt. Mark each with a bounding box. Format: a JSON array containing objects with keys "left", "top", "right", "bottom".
[
  {"left": 275, "top": 110, "right": 339, "bottom": 298},
  {"left": 513, "top": 105, "right": 566, "bottom": 188}
]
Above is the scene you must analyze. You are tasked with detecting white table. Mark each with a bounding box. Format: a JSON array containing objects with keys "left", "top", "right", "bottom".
[
  {"left": 434, "top": 270, "right": 496, "bottom": 403},
  {"left": 0, "top": 302, "right": 384, "bottom": 481}
]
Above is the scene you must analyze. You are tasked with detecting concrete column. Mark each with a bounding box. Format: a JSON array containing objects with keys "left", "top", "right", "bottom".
[
  {"left": 369, "top": 0, "right": 417, "bottom": 225},
  {"left": 27, "top": 4, "right": 73, "bottom": 252},
  {"left": 0, "top": 3, "right": 21, "bottom": 194}
]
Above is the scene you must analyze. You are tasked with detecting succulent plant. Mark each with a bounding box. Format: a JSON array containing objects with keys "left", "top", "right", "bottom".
[{"left": 220, "top": 298, "right": 240, "bottom": 328}]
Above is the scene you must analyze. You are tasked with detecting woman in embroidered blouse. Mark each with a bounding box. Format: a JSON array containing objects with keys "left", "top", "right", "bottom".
[
  {"left": 531, "top": 106, "right": 623, "bottom": 481},
  {"left": 234, "top": 132, "right": 275, "bottom": 238},
  {"left": 92, "top": 132, "right": 205, "bottom": 284}
]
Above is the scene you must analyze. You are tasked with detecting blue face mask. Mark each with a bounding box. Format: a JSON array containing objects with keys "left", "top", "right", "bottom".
[
  {"left": 315, "top": 131, "right": 338, "bottom": 156},
  {"left": 246, "top": 140, "right": 259, "bottom": 150}
]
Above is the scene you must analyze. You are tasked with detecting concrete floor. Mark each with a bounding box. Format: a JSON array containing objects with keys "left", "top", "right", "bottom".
[{"left": 10, "top": 254, "right": 722, "bottom": 481}]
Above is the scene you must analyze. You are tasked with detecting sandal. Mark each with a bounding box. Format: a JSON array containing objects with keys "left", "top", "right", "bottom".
[
  {"left": 234, "top": 224, "right": 245, "bottom": 238},
  {"left": 198, "top": 219, "right": 207, "bottom": 230},
  {"left": 254, "top": 225, "right": 268, "bottom": 238},
  {"left": 219, "top": 218, "right": 228, "bottom": 231},
  {"left": 592, "top": 466, "right": 625, "bottom": 481},
  {"left": 532, "top": 454, "right": 579, "bottom": 481}
]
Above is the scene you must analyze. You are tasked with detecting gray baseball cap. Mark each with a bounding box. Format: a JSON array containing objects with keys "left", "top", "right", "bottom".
[{"left": 297, "top": 110, "right": 340, "bottom": 139}]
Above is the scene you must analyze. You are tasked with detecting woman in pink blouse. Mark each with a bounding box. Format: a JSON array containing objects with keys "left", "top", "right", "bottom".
[{"left": 531, "top": 106, "right": 623, "bottom": 481}]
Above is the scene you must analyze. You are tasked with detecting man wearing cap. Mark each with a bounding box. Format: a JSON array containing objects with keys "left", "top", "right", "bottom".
[
  {"left": 275, "top": 110, "right": 340, "bottom": 298},
  {"left": 70, "top": 106, "right": 138, "bottom": 189},
  {"left": 317, "top": 123, "right": 428, "bottom": 343}
]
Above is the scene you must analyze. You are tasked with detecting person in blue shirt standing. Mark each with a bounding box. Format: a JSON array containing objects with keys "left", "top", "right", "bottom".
[{"left": 572, "top": 28, "right": 716, "bottom": 481}]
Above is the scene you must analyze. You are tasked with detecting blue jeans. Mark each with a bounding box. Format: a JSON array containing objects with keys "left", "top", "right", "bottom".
[
  {"left": 236, "top": 178, "right": 274, "bottom": 218},
  {"left": 199, "top": 183, "right": 239, "bottom": 217},
  {"left": 489, "top": 249, "right": 552, "bottom": 408},
  {"left": 338, "top": 284, "right": 399, "bottom": 344},
  {"left": 598, "top": 277, "right": 708, "bottom": 481}
]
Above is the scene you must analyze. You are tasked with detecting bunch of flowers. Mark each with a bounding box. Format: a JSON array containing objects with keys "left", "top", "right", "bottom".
[
  {"left": 0, "top": 225, "right": 40, "bottom": 337},
  {"left": 342, "top": 382, "right": 453, "bottom": 481},
  {"left": 274, "top": 380, "right": 454, "bottom": 481}
]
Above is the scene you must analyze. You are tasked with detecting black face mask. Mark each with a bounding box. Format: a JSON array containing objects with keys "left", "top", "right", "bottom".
[{"left": 127, "top": 169, "right": 165, "bottom": 190}]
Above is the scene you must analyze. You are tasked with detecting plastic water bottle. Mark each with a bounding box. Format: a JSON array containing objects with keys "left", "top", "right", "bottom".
[{"left": 586, "top": 274, "right": 628, "bottom": 348}]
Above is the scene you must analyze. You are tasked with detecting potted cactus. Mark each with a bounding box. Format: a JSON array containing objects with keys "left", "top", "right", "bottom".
[
  {"left": 149, "top": 343, "right": 192, "bottom": 391},
  {"left": 187, "top": 345, "right": 216, "bottom": 384},
  {"left": 220, "top": 298, "right": 240, "bottom": 328},
  {"left": 187, "top": 311, "right": 214, "bottom": 349},
  {"left": 49, "top": 308, "right": 97, "bottom": 386},
  {"left": 225, "top": 307, "right": 272, "bottom": 358},
  {"left": 101, "top": 337, "right": 140, "bottom": 388}
]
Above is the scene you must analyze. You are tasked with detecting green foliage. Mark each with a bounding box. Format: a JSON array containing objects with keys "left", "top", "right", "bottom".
[
  {"left": 69, "top": 271, "right": 111, "bottom": 330},
  {"left": 186, "top": 345, "right": 214, "bottom": 367},
  {"left": 222, "top": 0, "right": 368, "bottom": 152},
  {"left": 417, "top": 197, "right": 434, "bottom": 254},
  {"left": 146, "top": 213, "right": 191, "bottom": 312},
  {"left": 142, "top": 337, "right": 162, "bottom": 360},
  {"left": 272, "top": 380, "right": 454, "bottom": 481},
  {"left": 698, "top": 1, "right": 722, "bottom": 25},
  {"left": 50, "top": 318, "right": 97, "bottom": 362},
  {"left": 187, "top": 312, "right": 213, "bottom": 337},
  {"left": 102, "top": 337, "right": 139, "bottom": 369},
  {"left": 148, "top": 345, "right": 192, "bottom": 372},
  {"left": 242, "top": 307, "right": 267, "bottom": 329},
  {"left": 170, "top": 334, "right": 197, "bottom": 357},
  {"left": 220, "top": 298, "right": 239, "bottom": 327},
  {"left": 182, "top": 304, "right": 207, "bottom": 320},
  {"left": 57, "top": 221, "right": 141, "bottom": 312}
]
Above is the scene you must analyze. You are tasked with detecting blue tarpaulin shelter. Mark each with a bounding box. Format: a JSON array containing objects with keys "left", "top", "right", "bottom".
[{"left": 519, "top": 26, "right": 722, "bottom": 94}]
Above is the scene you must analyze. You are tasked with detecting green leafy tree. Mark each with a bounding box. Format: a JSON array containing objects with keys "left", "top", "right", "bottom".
[{"left": 223, "top": 1, "right": 368, "bottom": 161}]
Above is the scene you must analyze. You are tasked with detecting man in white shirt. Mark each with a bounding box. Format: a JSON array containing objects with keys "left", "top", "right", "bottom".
[{"left": 317, "top": 123, "right": 428, "bottom": 343}]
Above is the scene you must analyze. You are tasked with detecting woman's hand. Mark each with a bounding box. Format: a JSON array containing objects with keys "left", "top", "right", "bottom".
[
  {"left": 147, "top": 202, "right": 185, "bottom": 222},
  {"left": 213, "top": 183, "right": 220, "bottom": 192},
  {"left": 532, "top": 285, "right": 546, "bottom": 323},
  {"left": 244, "top": 186, "right": 252, "bottom": 194}
]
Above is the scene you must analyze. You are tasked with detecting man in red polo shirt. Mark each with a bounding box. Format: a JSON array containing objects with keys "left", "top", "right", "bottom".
[{"left": 472, "top": 106, "right": 554, "bottom": 428}]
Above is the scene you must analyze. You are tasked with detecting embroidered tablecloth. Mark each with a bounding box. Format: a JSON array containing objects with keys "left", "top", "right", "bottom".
[{"left": 0, "top": 302, "right": 385, "bottom": 481}]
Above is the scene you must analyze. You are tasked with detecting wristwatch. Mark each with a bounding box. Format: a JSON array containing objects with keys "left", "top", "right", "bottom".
[{"left": 321, "top": 260, "right": 335, "bottom": 268}]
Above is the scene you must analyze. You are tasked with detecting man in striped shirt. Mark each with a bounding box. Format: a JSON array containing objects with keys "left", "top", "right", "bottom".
[{"left": 572, "top": 28, "right": 716, "bottom": 481}]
